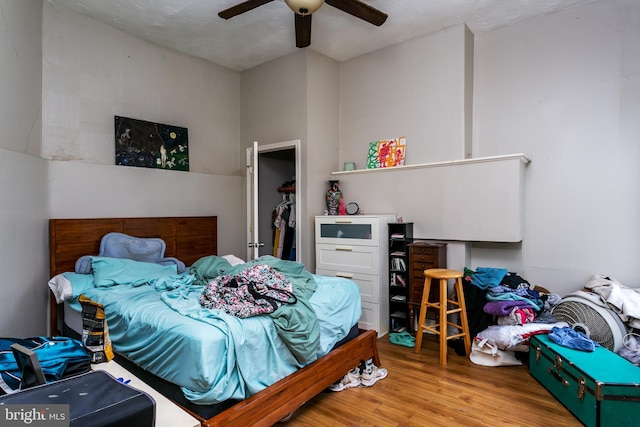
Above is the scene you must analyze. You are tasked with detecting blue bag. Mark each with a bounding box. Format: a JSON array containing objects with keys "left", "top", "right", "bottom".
[{"left": 0, "top": 336, "right": 91, "bottom": 394}]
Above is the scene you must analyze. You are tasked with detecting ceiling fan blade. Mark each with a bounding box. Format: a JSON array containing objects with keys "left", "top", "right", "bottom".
[
  {"left": 295, "top": 14, "right": 312, "bottom": 48},
  {"left": 325, "top": 0, "right": 387, "bottom": 26},
  {"left": 218, "top": 0, "right": 275, "bottom": 19}
]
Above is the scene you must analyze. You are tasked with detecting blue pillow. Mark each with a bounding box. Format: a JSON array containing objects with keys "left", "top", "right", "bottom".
[
  {"left": 91, "top": 256, "right": 177, "bottom": 288},
  {"left": 100, "top": 232, "right": 165, "bottom": 262},
  {"left": 75, "top": 232, "right": 187, "bottom": 274}
]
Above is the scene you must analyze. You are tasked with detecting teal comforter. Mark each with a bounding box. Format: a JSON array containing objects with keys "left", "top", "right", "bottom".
[
  {"left": 190, "top": 255, "right": 320, "bottom": 363},
  {"left": 59, "top": 255, "right": 361, "bottom": 405}
]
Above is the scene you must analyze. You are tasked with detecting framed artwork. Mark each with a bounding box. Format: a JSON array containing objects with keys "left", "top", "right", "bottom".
[
  {"left": 366, "top": 136, "right": 406, "bottom": 169},
  {"left": 115, "top": 116, "right": 189, "bottom": 171}
]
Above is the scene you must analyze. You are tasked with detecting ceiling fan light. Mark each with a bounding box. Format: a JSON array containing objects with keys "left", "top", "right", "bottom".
[{"left": 284, "top": 0, "right": 324, "bottom": 16}]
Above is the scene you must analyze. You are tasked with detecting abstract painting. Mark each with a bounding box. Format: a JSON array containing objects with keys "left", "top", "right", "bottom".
[
  {"left": 366, "top": 136, "right": 406, "bottom": 169},
  {"left": 115, "top": 116, "right": 189, "bottom": 171}
]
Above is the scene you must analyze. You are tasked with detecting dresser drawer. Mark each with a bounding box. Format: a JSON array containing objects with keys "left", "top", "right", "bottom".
[
  {"left": 315, "top": 215, "right": 390, "bottom": 246},
  {"left": 412, "top": 259, "right": 438, "bottom": 274},
  {"left": 315, "top": 243, "right": 378, "bottom": 275},
  {"left": 316, "top": 268, "right": 379, "bottom": 303},
  {"left": 411, "top": 249, "right": 437, "bottom": 263}
]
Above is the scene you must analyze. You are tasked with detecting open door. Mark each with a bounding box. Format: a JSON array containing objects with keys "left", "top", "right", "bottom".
[
  {"left": 246, "top": 140, "right": 301, "bottom": 262},
  {"left": 246, "top": 141, "right": 260, "bottom": 260}
]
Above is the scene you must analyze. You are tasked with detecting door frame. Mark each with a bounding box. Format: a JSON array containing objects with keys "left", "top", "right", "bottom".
[{"left": 246, "top": 139, "right": 302, "bottom": 262}]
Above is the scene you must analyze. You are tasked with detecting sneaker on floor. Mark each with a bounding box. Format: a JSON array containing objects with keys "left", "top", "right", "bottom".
[
  {"left": 328, "top": 367, "right": 361, "bottom": 391},
  {"left": 360, "top": 365, "right": 387, "bottom": 387}
]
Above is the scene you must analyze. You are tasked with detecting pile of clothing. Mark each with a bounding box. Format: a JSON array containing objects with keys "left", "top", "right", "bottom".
[
  {"left": 463, "top": 267, "right": 567, "bottom": 366},
  {"left": 575, "top": 274, "right": 640, "bottom": 364}
]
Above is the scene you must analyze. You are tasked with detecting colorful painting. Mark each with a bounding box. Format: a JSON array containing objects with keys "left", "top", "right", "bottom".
[
  {"left": 115, "top": 116, "right": 189, "bottom": 171},
  {"left": 366, "top": 136, "right": 406, "bottom": 169}
]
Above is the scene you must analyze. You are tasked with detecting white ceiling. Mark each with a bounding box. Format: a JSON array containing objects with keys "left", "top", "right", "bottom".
[{"left": 46, "top": 0, "right": 596, "bottom": 72}]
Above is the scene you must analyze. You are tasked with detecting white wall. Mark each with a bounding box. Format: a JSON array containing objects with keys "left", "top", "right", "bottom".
[
  {"left": 0, "top": 149, "right": 49, "bottom": 336},
  {"left": 473, "top": 0, "right": 640, "bottom": 294},
  {"left": 240, "top": 52, "right": 309, "bottom": 263},
  {"left": 0, "top": 1, "right": 48, "bottom": 336},
  {"left": 0, "top": 0, "right": 42, "bottom": 156},
  {"left": 42, "top": 2, "right": 246, "bottom": 258},
  {"left": 336, "top": 23, "right": 474, "bottom": 265},
  {"left": 305, "top": 51, "right": 340, "bottom": 269},
  {"left": 336, "top": 0, "right": 640, "bottom": 296},
  {"left": 339, "top": 24, "right": 470, "bottom": 168},
  {"left": 240, "top": 50, "right": 340, "bottom": 268},
  {"left": 42, "top": 3, "right": 242, "bottom": 175},
  {"left": 47, "top": 161, "right": 244, "bottom": 255}
]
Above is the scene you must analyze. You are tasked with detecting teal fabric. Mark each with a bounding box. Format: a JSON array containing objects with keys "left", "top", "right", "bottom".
[
  {"left": 91, "top": 256, "right": 177, "bottom": 287},
  {"left": 58, "top": 272, "right": 95, "bottom": 314},
  {"left": 389, "top": 331, "right": 415, "bottom": 348},
  {"left": 191, "top": 255, "right": 317, "bottom": 298},
  {"left": 64, "top": 272, "right": 95, "bottom": 296},
  {"left": 485, "top": 291, "right": 543, "bottom": 311},
  {"left": 64, "top": 266, "right": 360, "bottom": 405},
  {"left": 189, "top": 255, "right": 234, "bottom": 285},
  {"left": 0, "top": 336, "right": 91, "bottom": 392},
  {"left": 191, "top": 255, "right": 320, "bottom": 364}
]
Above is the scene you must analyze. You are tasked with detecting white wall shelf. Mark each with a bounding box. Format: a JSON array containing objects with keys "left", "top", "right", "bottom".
[
  {"left": 331, "top": 153, "right": 530, "bottom": 175},
  {"left": 329, "top": 153, "right": 530, "bottom": 243}
]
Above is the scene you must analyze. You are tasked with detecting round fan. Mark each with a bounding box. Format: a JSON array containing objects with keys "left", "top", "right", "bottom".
[{"left": 551, "top": 291, "right": 628, "bottom": 351}]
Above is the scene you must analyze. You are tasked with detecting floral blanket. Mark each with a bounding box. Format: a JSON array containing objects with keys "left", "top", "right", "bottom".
[
  {"left": 191, "top": 255, "right": 320, "bottom": 364},
  {"left": 200, "top": 264, "right": 297, "bottom": 318}
]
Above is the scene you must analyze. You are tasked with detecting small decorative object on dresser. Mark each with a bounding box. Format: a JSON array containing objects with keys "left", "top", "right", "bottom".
[
  {"left": 346, "top": 202, "right": 359, "bottom": 215},
  {"left": 326, "top": 180, "right": 343, "bottom": 215},
  {"left": 388, "top": 222, "right": 413, "bottom": 333},
  {"left": 407, "top": 242, "right": 447, "bottom": 334}
]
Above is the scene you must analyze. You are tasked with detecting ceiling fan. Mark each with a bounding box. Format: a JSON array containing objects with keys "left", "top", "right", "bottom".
[{"left": 218, "top": 0, "right": 388, "bottom": 48}]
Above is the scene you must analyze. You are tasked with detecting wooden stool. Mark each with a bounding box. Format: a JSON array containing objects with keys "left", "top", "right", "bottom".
[{"left": 414, "top": 268, "right": 471, "bottom": 366}]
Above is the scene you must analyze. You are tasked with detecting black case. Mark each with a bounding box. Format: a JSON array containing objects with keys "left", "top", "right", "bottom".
[{"left": 0, "top": 370, "right": 155, "bottom": 426}]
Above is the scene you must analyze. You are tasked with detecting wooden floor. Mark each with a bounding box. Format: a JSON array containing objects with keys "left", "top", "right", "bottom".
[{"left": 284, "top": 334, "right": 582, "bottom": 427}]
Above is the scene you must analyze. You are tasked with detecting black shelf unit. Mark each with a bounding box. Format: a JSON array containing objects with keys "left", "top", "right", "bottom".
[{"left": 388, "top": 222, "right": 413, "bottom": 333}]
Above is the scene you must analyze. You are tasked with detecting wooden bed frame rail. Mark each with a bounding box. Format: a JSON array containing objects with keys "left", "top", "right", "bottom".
[{"left": 203, "top": 329, "right": 380, "bottom": 427}]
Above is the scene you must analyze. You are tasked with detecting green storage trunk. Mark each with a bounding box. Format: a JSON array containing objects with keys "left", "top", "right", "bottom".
[{"left": 529, "top": 334, "right": 640, "bottom": 427}]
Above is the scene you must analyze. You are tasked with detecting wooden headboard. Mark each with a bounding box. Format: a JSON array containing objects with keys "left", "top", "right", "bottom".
[{"left": 48, "top": 216, "right": 217, "bottom": 335}]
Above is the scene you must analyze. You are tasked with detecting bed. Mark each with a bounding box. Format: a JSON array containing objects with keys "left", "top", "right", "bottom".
[{"left": 48, "top": 216, "right": 380, "bottom": 427}]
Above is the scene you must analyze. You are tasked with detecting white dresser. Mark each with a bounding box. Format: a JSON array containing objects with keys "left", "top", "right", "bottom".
[{"left": 315, "top": 214, "right": 396, "bottom": 337}]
